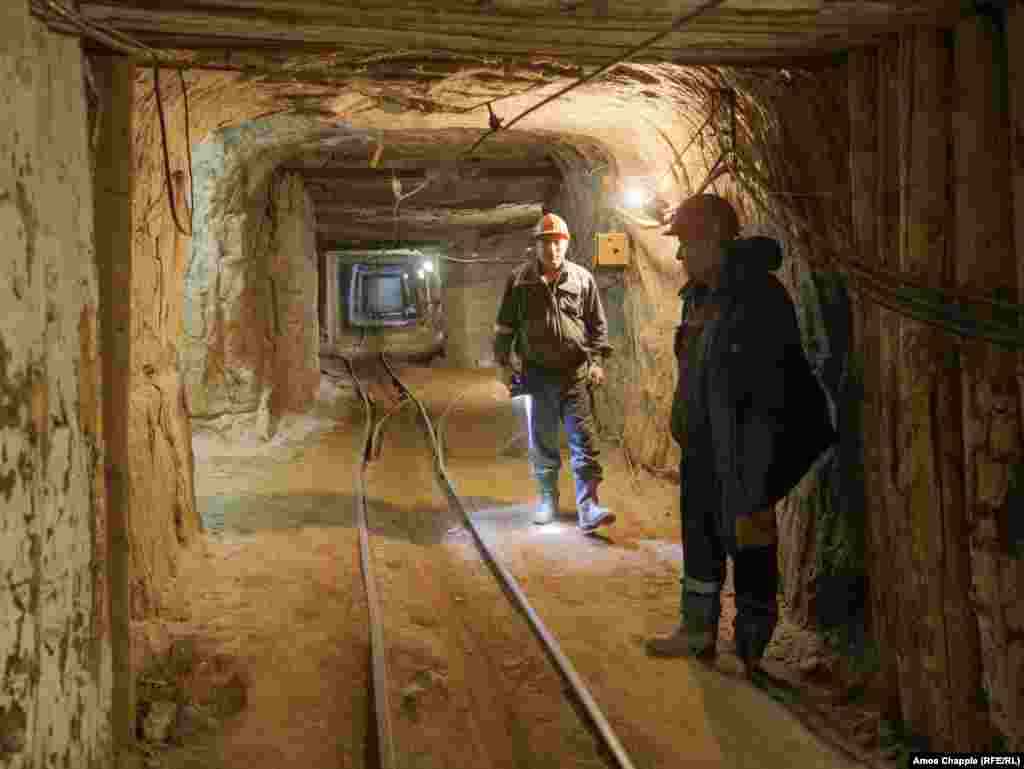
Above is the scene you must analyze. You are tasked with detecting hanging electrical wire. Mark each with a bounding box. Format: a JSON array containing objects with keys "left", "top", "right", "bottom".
[
  {"left": 179, "top": 69, "right": 195, "bottom": 223},
  {"left": 652, "top": 108, "right": 717, "bottom": 187},
  {"left": 38, "top": 0, "right": 1023, "bottom": 350},
  {"left": 726, "top": 164, "right": 1024, "bottom": 350},
  {"left": 441, "top": 253, "right": 530, "bottom": 264},
  {"left": 389, "top": 169, "right": 438, "bottom": 247},
  {"left": 30, "top": 0, "right": 167, "bottom": 61},
  {"left": 461, "top": 0, "right": 728, "bottom": 157},
  {"left": 29, "top": 4, "right": 195, "bottom": 237},
  {"left": 153, "top": 64, "right": 192, "bottom": 238}
]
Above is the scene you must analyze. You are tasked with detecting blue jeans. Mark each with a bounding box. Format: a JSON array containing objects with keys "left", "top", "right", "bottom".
[{"left": 523, "top": 364, "right": 602, "bottom": 497}]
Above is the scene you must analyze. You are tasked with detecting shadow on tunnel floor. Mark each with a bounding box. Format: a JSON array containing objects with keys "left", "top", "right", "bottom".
[
  {"left": 197, "top": 492, "right": 506, "bottom": 546},
  {"left": 198, "top": 493, "right": 359, "bottom": 534}
]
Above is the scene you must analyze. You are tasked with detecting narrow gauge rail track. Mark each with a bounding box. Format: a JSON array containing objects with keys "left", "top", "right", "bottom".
[{"left": 341, "top": 352, "right": 637, "bottom": 769}]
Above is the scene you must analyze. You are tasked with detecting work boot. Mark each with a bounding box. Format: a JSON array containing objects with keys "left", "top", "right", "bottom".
[
  {"left": 535, "top": 489, "right": 559, "bottom": 525},
  {"left": 644, "top": 627, "right": 717, "bottom": 659},
  {"left": 576, "top": 477, "right": 615, "bottom": 533},
  {"left": 533, "top": 472, "right": 559, "bottom": 525},
  {"left": 734, "top": 607, "right": 777, "bottom": 678},
  {"left": 645, "top": 589, "right": 721, "bottom": 659}
]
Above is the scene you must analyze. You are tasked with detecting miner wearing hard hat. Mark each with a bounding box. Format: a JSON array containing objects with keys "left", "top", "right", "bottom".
[
  {"left": 492, "top": 212, "right": 616, "bottom": 534},
  {"left": 645, "top": 194, "right": 836, "bottom": 679}
]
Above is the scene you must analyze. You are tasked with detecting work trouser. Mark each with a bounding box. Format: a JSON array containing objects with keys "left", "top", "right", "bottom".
[
  {"left": 523, "top": 363, "right": 602, "bottom": 493},
  {"left": 679, "top": 457, "right": 780, "bottom": 661}
]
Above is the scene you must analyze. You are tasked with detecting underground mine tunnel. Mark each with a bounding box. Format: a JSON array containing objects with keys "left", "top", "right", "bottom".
[{"left": 4, "top": 1, "right": 1024, "bottom": 767}]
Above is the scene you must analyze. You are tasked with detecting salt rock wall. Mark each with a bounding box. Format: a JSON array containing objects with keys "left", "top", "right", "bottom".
[
  {"left": 604, "top": 224, "right": 686, "bottom": 470},
  {"left": 263, "top": 171, "right": 320, "bottom": 418},
  {"left": 129, "top": 70, "right": 281, "bottom": 620},
  {"left": 130, "top": 89, "right": 204, "bottom": 620},
  {"left": 774, "top": 259, "right": 863, "bottom": 633},
  {"left": 0, "top": 4, "right": 112, "bottom": 765},
  {"left": 183, "top": 125, "right": 320, "bottom": 437},
  {"left": 842, "top": 24, "right": 1024, "bottom": 751},
  {"left": 442, "top": 228, "right": 533, "bottom": 368},
  {"left": 182, "top": 130, "right": 265, "bottom": 421},
  {"left": 540, "top": 139, "right": 688, "bottom": 468}
]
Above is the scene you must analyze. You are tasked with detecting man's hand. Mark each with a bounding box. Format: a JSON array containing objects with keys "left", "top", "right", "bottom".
[
  {"left": 651, "top": 197, "right": 674, "bottom": 225},
  {"left": 499, "top": 365, "right": 521, "bottom": 391},
  {"left": 587, "top": 363, "right": 606, "bottom": 387}
]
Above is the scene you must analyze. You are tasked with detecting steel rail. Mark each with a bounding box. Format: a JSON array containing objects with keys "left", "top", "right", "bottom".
[
  {"left": 371, "top": 399, "right": 415, "bottom": 461},
  {"left": 340, "top": 356, "right": 397, "bottom": 769},
  {"left": 378, "top": 353, "right": 638, "bottom": 769}
]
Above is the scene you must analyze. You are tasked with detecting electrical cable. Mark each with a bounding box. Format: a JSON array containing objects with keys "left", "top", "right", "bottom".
[
  {"left": 461, "top": 0, "right": 728, "bottom": 158},
  {"left": 153, "top": 64, "right": 192, "bottom": 238},
  {"left": 441, "top": 254, "right": 530, "bottom": 264},
  {"left": 666, "top": 149, "right": 1024, "bottom": 349},
  {"left": 179, "top": 69, "right": 195, "bottom": 223},
  {"left": 647, "top": 102, "right": 719, "bottom": 193},
  {"left": 41, "top": 0, "right": 1023, "bottom": 346},
  {"left": 692, "top": 150, "right": 728, "bottom": 196},
  {"left": 30, "top": 0, "right": 165, "bottom": 60}
]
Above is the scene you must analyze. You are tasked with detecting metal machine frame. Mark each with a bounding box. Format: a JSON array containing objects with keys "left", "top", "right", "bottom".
[{"left": 347, "top": 263, "right": 419, "bottom": 328}]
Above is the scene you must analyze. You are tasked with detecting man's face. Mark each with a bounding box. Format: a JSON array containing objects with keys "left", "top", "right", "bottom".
[
  {"left": 536, "top": 236, "right": 568, "bottom": 272},
  {"left": 675, "top": 238, "right": 725, "bottom": 283}
]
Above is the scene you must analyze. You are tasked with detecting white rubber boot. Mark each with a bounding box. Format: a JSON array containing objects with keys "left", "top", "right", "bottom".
[
  {"left": 534, "top": 473, "right": 559, "bottom": 525},
  {"left": 576, "top": 478, "right": 615, "bottom": 533}
]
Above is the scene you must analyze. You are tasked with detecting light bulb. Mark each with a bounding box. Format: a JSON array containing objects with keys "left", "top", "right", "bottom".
[{"left": 623, "top": 186, "right": 647, "bottom": 209}]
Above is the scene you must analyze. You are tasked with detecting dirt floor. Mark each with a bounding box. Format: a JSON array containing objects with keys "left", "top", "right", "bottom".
[{"left": 129, "top": 365, "right": 905, "bottom": 769}]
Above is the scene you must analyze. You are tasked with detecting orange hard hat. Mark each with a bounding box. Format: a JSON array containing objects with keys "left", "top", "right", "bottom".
[
  {"left": 663, "top": 194, "right": 740, "bottom": 242},
  {"left": 534, "top": 212, "right": 571, "bottom": 241}
]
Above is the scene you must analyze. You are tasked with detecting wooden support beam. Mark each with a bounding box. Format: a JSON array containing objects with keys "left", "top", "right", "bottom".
[
  {"left": 896, "top": 28, "right": 983, "bottom": 752},
  {"left": 83, "top": 35, "right": 847, "bottom": 68},
  {"left": 874, "top": 34, "right": 906, "bottom": 726},
  {"left": 307, "top": 176, "right": 552, "bottom": 209},
  {"left": 294, "top": 165, "right": 550, "bottom": 178},
  {"left": 847, "top": 44, "right": 903, "bottom": 724},
  {"left": 80, "top": 0, "right": 958, "bottom": 35},
  {"left": 91, "top": 53, "right": 135, "bottom": 767},
  {"left": 74, "top": 1, "right": 960, "bottom": 63},
  {"left": 316, "top": 214, "right": 537, "bottom": 244},
  {"left": 316, "top": 202, "right": 541, "bottom": 231},
  {"left": 1010, "top": 4, "right": 1024, "bottom": 480},
  {"left": 283, "top": 162, "right": 560, "bottom": 176},
  {"left": 954, "top": 11, "right": 1019, "bottom": 750}
]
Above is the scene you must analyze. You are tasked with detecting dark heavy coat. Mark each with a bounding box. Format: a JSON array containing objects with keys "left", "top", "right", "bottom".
[{"left": 671, "top": 237, "right": 837, "bottom": 530}]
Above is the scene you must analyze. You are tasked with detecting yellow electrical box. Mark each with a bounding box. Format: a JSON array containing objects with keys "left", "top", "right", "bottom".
[{"left": 594, "top": 232, "right": 630, "bottom": 267}]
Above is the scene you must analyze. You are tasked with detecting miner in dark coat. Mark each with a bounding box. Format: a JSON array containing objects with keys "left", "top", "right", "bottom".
[{"left": 645, "top": 194, "right": 836, "bottom": 676}]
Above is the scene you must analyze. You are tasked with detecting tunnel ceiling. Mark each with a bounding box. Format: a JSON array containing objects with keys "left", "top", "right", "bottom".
[
  {"left": 278, "top": 127, "right": 560, "bottom": 244},
  {"left": 69, "top": 0, "right": 963, "bottom": 245},
  {"left": 81, "top": 1, "right": 962, "bottom": 66}
]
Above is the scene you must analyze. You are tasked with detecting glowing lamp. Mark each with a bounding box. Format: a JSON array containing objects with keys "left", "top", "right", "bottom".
[{"left": 623, "top": 186, "right": 649, "bottom": 209}]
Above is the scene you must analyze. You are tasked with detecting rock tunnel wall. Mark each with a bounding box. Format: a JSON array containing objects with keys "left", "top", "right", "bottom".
[
  {"left": 442, "top": 228, "right": 534, "bottom": 369},
  {"left": 128, "top": 78, "right": 289, "bottom": 617},
  {"left": 183, "top": 124, "right": 320, "bottom": 438},
  {"left": 40, "top": 31, "right": 1018, "bottom": 757},
  {"left": 0, "top": 4, "right": 112, "bottom": 765},
  {"left": 263, "top": 171, "right": 320, "bottom": 418},
  {"left": 700, "top": 18, "right": 1024, "bottom": 751},
  {"left": 845, "top": 17, "right": 1024, "bottom": 750}
]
